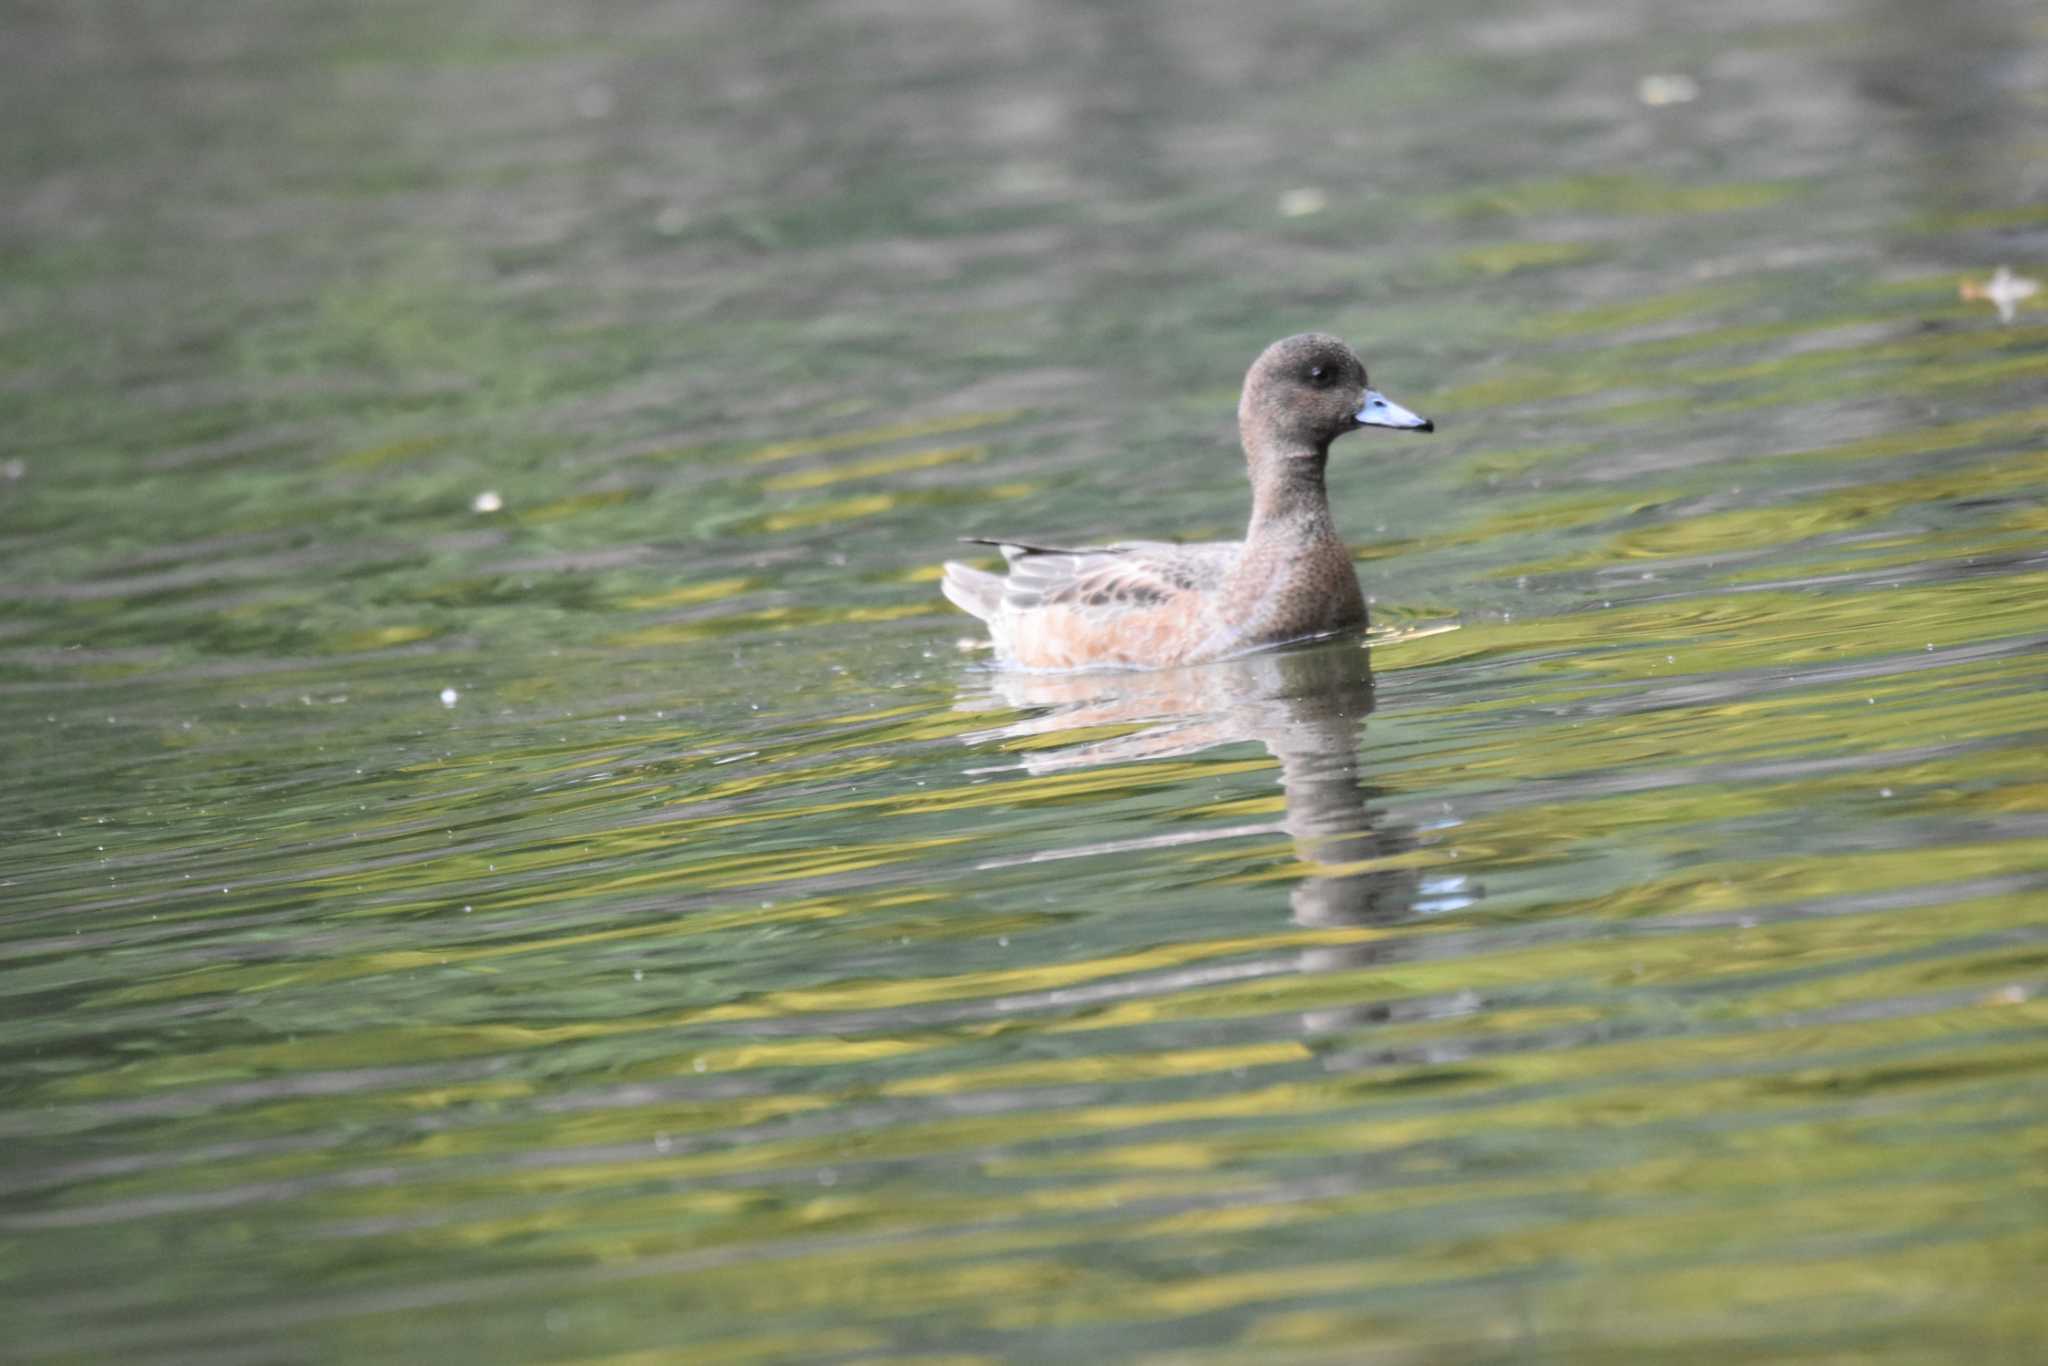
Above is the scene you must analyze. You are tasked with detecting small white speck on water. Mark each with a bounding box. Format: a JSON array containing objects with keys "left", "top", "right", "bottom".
[
  {"left": 692, "top": 1057, "right": 707, "bottom": 1073},
  {"left": 1637, "top": 72, "right": 1699, "bottom": 105},
  {"left": 1869, "top": 697, "right": 1876, "bottom": 704},
  {"left": 439, "top": 687, "right": 460, "bottom": 707},
  {"left": 632, "top": 969, "right": 643, "bottom": 982},
  {"left": 471, "top": 489, "right": 503, "bottom": 513},
  {"left": 998, "top": 936, "right": 1010, "bottom": 947},
  {"left": 1880, "top": 788, "right": 1894, "bottom": 797},
  {"left": 463, "top": 905, "right": 472, "bottom": 913},
  {"left": 1278, "top": 186, "right": 1327, "bottom": 217},
  {"left": 1666, "top": 655, "right": 1675, "bottom": 664},
  {"left": 653, "top": 1133, "right": 673, "bottom": 1153}
]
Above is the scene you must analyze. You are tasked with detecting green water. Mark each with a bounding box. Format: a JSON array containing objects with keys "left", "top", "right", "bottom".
[{"left": 5, "top": 0, "right": 2047, "bottom": 1361}]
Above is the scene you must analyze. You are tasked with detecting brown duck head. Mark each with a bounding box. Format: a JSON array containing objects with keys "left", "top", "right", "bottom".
[{"left": 1237, "top": 332, "right": 1433, "bottom": 465}]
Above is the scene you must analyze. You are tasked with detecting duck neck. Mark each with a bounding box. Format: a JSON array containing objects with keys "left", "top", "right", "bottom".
[{"left": 1246, "top": 445, "right": 1338, "bottom": 542}]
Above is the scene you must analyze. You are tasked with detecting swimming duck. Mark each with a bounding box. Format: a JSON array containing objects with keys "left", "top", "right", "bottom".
[{"left": 941, "top": 333, "right": 1432, "bottom": 670}]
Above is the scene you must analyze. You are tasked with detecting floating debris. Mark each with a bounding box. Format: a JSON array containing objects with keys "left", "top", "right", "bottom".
[
  {"left": 472, "top": 489, "right": 504, "bottom": 513},
  {"left": 1279, "top": 187, "right": 1328, "bottom": 218},
  {"left": 1637, "top": 73, "right": 1699, "bottom": 106},
  {"left": 1959, "top": 265, "right": 2039, "bottom": 323},
  {"left": 439, "top": 687, "right": 460, "bottom": 707}
]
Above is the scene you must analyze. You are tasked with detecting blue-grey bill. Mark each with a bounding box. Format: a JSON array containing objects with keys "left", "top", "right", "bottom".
[{"left": 1356, "top": 389, "right": 1434, "bottom": 432}]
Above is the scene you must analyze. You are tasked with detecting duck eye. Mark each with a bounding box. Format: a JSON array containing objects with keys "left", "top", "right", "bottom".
[{"left": 1307, "top": 365, "right": 1327, "bottom": 384}]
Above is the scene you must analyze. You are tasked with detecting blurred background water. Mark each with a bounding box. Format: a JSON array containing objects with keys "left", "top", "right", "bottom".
[{"left": 3, "top": 0, "right": 2046, "bottom": 1361}]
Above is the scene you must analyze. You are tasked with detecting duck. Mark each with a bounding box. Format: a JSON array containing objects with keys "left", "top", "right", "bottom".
[{"left": 941, "top": 333, "right": 1433, "bottom": 670}]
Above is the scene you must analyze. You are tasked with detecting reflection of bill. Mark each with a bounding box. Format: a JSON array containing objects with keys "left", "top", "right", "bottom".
[{"left": 958, "top": 639, "right": 1480, "bottom": 1051}]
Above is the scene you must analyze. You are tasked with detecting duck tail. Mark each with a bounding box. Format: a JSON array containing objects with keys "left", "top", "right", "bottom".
[{"left": 940, "top": 561, "right": 1004, "bottom": 621}]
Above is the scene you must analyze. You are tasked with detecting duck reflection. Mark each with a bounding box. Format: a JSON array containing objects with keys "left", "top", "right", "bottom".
[{"left": 958, "top": 639, "right": 1479, "bottom": 1046}]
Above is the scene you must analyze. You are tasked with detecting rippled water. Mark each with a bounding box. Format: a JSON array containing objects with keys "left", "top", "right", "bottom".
[{"left": 5, "top": 0, "right": 2047, "bottom": 1361}]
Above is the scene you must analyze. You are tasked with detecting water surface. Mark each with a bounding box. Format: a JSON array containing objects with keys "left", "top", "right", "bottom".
[{"left": 4, "top": 0, "right": 2046, "bottom": 1361}]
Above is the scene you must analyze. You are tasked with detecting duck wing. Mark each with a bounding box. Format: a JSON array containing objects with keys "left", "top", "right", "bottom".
[{"left": 960, "top": 537, "right": 1233, "bottom": 614}]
